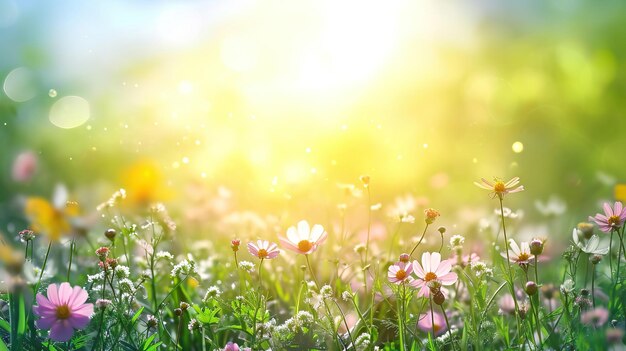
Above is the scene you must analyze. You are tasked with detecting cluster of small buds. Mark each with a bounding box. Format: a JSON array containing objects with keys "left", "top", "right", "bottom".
[
  {"left": 96, "top": 189, "right": 127, "bottom": 211},
  {"left": 95, "top": 299, "right": 112, "bottom": 310},
  {"left": 146, "top": 315, "right": 158, "bottom": 329},
  {"left": 117, "top": 278, "right": 134, "bottom": 293},
  {"left": 188, "top": 318, "right": 200, "bottom": 333},
  {"left": 99, "top": 257, "right": 118, "bottom": 270},
  {"left": 398, "top": 253, "right": 410, "bottom": 263},
  {"left": 295, "top": 311, "right": 314, "bottom": 327},
  {"left": 529, "top": 238, "right": 545, "bottom": 256},
  {"left": 95, "top": 247, "right": 110, "bottom": 261},
  {"left": 341, "top": 291, "right": 354, "bottom": 301},
  {"left": 231, "top": 239, "right": 241, "bottom": 252},
  {"left": 87, "top": 272, "right": 105, "bottom": 283},
  {"left": 180, "top": 302, "right": 190, "bottom": 311},
  {"left": 104, "top": 228, "right": 117, "bottom": 241},
  {"left": 424, "top": 208, "right": 440, "bottom": 224},
  {"left": 170, "top": 258, "right": 197, "bottom": 277},
  {"left": 18, "top": 229, "right": 35, "bottom": 242},
  {"left": 518, "top": 303, "right": 529, "bottom": 320}
]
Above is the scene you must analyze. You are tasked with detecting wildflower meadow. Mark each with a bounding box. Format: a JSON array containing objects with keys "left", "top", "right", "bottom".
[{"left": 2, "top": 1, "right": 626, "bottom": 350}]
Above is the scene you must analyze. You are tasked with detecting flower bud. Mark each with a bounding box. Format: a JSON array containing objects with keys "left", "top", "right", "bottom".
[
  {"left": 146, "top": 315, "right": 158, "bottom": 328},
  {"left": 580, "top": 288, "right": 590, "bottom": 297},
  {"left": 424, "top": 208, "right": 440, "bottom": 224},
  {"left": 577, "top": 222, "right": 594, "bottom": 239},
  {"left": 231, "top": 239, "right": 241, "bottom": 252},
  {"left": 105, "top": 228, "right": 117, "bottom": 241},
  {"left": 590, "top": 254, "right": 602, "bottom": 265},
  {"left": 174, "top": 308, "right": 183, "bottom": 317},
  {"left": 96, "top": 299, "right": 112, "bottom": 310},
  {"left": 433, "top": 290, "right": 445, "bottom": 305},
  {"left": 529, "top": 239, "right": 544, "bottom": 256},
  {"left": 18, "top": 229, "right": 35, "bottom": 242},
  {"left": 437, "top": 226, "right": 446, "bottom": 235},
  {"left": 179, "top": 302, "right": 190, "bottom": 311},
  {"left": 95, "top": 247, "right": 110, "bottom": 261},
  {"left": 398, "top": 253, "right": 410, "bottom": 263},
  {"left": 525, "top": 281, "right": 538, "bottom": 296}
]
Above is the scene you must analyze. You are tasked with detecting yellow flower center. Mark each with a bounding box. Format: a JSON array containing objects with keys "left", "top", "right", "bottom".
[
  {"left": 494, "top": 181, "right": 506, "bottom": 193},
  {"left": 424, "top": 272, "right": 438, "bottom": 282},
  {"left": 395, "top": 269, "right": 407, "bottom": 280},
  {"left": 297, "top": 240, "right": 313, "bottom": 252},
  {"left": 56, "top": 305, "right": 71, "bottom": 319},
  {"left": 517, "top": 253, "right": 530, "bottom": 262},
  {"left": 257, "top": 249, "right": 268, "bottom": 259},
  {"left": 608, "top": 215, "right": 621, "bottom": 227}
]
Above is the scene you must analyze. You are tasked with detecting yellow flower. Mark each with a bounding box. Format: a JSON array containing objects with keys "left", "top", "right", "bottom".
[
  {"left": 24, "top": 186, "right": 80, "bottom": 241},
  {"left": 615, "top": 184, "right": 626, "bottom": 202},
  {"left": 123, "top": 160, "right": 170, "bottom": 206}
]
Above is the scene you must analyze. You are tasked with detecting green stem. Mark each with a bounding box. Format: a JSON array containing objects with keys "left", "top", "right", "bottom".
[
  {"left": 34, "top": 241, "right": 53, "bottom": 295},
  {"left": 441, "top": 304, "right": 457, "bottom": 351},
  {"left": 409, "top": 223, "right": 430, "bottom": 257},
  {"left": 397, "top": 285, "right": 406, "bottom": 351},
  {"left": 67, "top": 236, "right": 76, "bottom": 281},
  {"left": 497, "top": 197, "right": 522, "bottom": 333}
]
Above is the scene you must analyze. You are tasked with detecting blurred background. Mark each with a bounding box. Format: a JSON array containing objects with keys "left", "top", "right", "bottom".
[{"left": 1, "top": 0, "right": 625, "bottom": 244}]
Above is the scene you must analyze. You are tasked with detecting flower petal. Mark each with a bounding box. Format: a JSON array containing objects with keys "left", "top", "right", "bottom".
[
  {"left": 421, "top": 252, "right": 431, "bottom": 273},
  {"left": 429, "top": 252, "right": 441, "bottom": 273},
  {"left": 297, "top": 220, "right": 310, "bottom": 239},
  {"left": 49, "top": 320, "right": 74, "bottom": 342},
  {"left": 47, "top": 284, "right": 60, "bottom": 306}
]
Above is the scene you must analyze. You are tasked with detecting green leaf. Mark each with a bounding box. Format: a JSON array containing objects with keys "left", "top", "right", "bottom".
[
  {"left": 17, "top": 295, "right": 25, "bottom": 335},
  {"left": 0, "top": 319, "right": 9, "bottom": 333},
  {"left": 131, "top": 306, "right": 145, "bottom": 324},
  {"left": 0, "top": 337, "right": 8, "bottom": 351}
]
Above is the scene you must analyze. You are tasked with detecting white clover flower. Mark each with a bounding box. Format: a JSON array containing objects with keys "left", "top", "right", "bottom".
[
  {"left": 87, "top": 272, "right": 105, "bottom": 283},
  {"left": 118, "top": 278, "right": 135, "bottom": 293},
  {"left": 295, "top": 311, "right": 314, "bottom": 327},
  {"left": 238, "top": 260, "right": 255, "bottom": 273},
  {"left": 115, "top": 265, "right": 130, "bottom": 279},
  {"left": 320, "top": 284, "right": 333, "bottom": 299},
  {"left": 156, "top": 251, "right": 174, "bottom": 260},
  {"left": 203, "top": 286, "right": 222, "bottom": 302},
  {"left": 449, "top": 235, "right": 465, "bottom": 248},
  {"left": 171, "top": 258, "right": 197, "bottom": 277}
]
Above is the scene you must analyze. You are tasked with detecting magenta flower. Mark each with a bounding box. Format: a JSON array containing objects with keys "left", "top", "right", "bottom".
[
  {"left": 387, "top": 261, "right": 413, "bottom": 284},
  {"left": 417, "top": 310, "right": 447, "bottom": 336},
  {"left": 589, "top": 201, "right": 626, "bottom": 232},
  {"left": 223, "top": 342, "right": 251, "bottom": 351},
  {"left": 33, "top": 283, "right": 94, "bottom": 342},
  {"left": 581, "top": 307, "right": 609, "bottom": 328},
  {"left": 247, "top": 240, "right": 280, "bottom": 260},
  {"left": 411, "top": 252, "right": 458, "bottom": 297}
]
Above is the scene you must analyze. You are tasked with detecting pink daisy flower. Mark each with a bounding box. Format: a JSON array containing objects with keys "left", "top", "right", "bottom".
[
  {"left": 223, "top": 342, "right": 251, "bottom": 351},
  {"left": 474, "top": 177, "right": 524, "bottom": 199},
  {"left": 411, "top": 252, "right": 458, "bottom": 297},
  {"left": 247, "top": 240, "right": 280, "bottom": 260},
  {"left": 417, "top": 310, "right": 447, "bottom": 336},
  {"left": 387, "top": 261, "right": 414, "bottom": 284},
  {"left": 589, "top": 201, "right": 626, "bottom": 233},
  {"left": 32, "top": 282, "right": 94, "bottom": 342},
  {"left": 279, "top": 220, "right": 328, "bottom": 255}
]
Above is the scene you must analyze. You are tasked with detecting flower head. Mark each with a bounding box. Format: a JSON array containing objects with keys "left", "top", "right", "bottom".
[
  {"left": 581, "top": 307, "right": 609, "bottom": 328},
  {"left": 424, "top": 208, "right": 440, "bottom": 224},
  {"left": 33, "top": 283, "right": 94, "bottom": 342},
  {"left": 504, "top": 239, "right": 534, "bottom": 265},
  {"left": 572, "top": 229, "right": 609, "bottom": 255},
  {"left": 247, "top": 240, "right": 280, "bottom": 260},
  {"left": 589, "top": 201, "right": 626, "bottom": 232},
  {"left": 387, "top": 261, "right": 414, "bottom": 284},
  {"left": 474, "top": 177, "right": 524, "bottom": 199},
  {"left": 411, "top": 252, "right": 458, "bottom": 297},
  {"left": 279, "top": 220, "right": 327, "bottom": 255},
  {"left": 417, "top": 310, "right": 447, "bottom": 336}
]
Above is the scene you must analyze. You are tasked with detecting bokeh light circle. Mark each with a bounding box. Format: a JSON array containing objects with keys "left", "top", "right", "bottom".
[
  {"left": 3, "top": 67, "right": 37, "bottom": 102},
  {"left": 49, "top": 96, "right": 90, "bottom": 129},
  {"left": 512, "top": 141, "right": 524, "bottom": 153}
]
